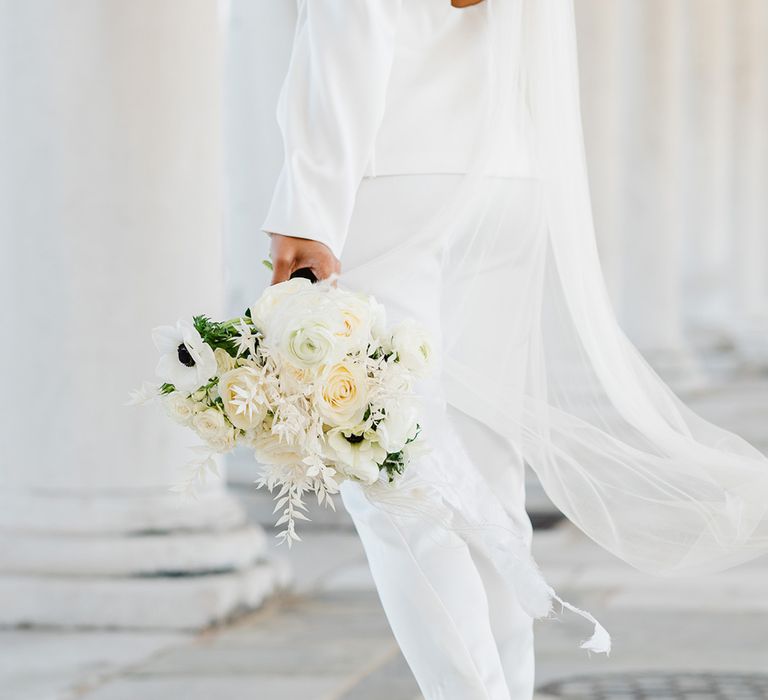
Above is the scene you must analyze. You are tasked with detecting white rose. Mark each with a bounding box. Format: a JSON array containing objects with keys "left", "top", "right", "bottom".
[
  {"left": 214, "top": 348, "right": 237, "bottom": 375},
  {"left": 325, "top": 427, "right": 385, "bottom": 485},
  {"left": 206, "top": 427, "right": 237, "bottom": 453},
  {"left": 218, "top": 366, "right": 269, "bottom": 430},
  {"left": 191, "top": 408, "right": 229, "bottom": 441},
  {"left": 249, "top": 277, "right": 312, "bottom": 332},
  {"left": 152, "top": 319, "right": 218, "bottom": 393},
  {"left": 275, "top": 362, "right": 315, "bottom": 396},
  {"left": 375, "top": 400, "right": 419, "bottom": 454},
  {"left": 316, "top": 361, "right": 369, "bottom": 428},
  {"left": 250, "top": 430, "right": 304, "bottom": 467},
  {"left": 163, "top": 392, "right": 198, "bottom": 426},
  {"left": 390, "top": 319, "right": 434, "bottom": 375},
  {"left": 330, "top": 290, "right": 375, "bottom": 352}
]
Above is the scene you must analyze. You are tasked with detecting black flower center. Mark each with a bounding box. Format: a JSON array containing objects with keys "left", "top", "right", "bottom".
[
  {"left": 345, "top": 433, "right": 365, "bottom": 444},
  {"left": 177, "top": 343, "right": 196, "bottom": 367}
]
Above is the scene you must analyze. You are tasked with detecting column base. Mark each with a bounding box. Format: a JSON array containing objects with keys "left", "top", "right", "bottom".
[
  {"left": 0, "top": 489, "right": 291, "bottom": 629},
  {"left": 0, "top": 561, "right": 289, "bottom": 630}
]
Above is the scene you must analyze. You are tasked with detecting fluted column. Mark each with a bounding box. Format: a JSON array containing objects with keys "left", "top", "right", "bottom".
[
  {"left": 221, "top": 0, "right": 296, "bottom": 316},
  {"left": 0, "top": 0, "right": 286, "bottom": 628},
  {"left": 612, "top": 0, "right": 702, "bottom": 387},
  {"left": 575, "top": 0, "right": 626, "bottom": 301},
  {"left": 680, "top": 0, "right": 735, "bottom": 351},
  {"left": 577, "top": 0, "right": 768, "bottom": 378},
  {"left": 727, "top": 0, "right": 768, "bottom": 367}
]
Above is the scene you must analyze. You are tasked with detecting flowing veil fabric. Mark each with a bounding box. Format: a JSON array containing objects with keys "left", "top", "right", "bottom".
[
  {"left": 360, "top": 0, "right": 768, "bottom": 654},
  {"left": 512, "top": 0, "right": 768, "bottom": 575}
]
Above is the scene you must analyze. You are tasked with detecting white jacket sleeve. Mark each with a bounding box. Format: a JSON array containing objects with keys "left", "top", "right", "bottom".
[{"left": 261, "top": 0, "right": 402, "bottom": 260}]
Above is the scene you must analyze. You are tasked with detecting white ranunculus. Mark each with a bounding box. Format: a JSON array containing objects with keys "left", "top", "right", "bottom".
[
  {"left": 325, "top": 428, "right": 385, "bottom": 485},
  {"left": 378, "top": 359, "right": 414, "bottom": 395},
  {"left": 375, "top": 400, "right": 419, "bottom": 454},
  {"left": 261, "top": 285, "right": 349, "bottom": 371},
  {"left": 316, "top": 361, "right": 370, "bottom": 428},
  {"left": 390, "top": 319, "right": 434, "bottom": 375},
  {"left": 191, "top": 407, "right": 230, "bottom": 441},
  {"left": 163, "top": 392, "right": 199, "bottom": 426},
  {"left": 152, "top": 319, "right": 218, "bottom": 393},
  {"left": 280, "top": 319, "right": 339, "bottom": 370},
  {"left": 218, "top": 366, "right": 269, "bottom": 431},
  {"left": 249, "top": 277, "right": 312, "bottom": 332}
]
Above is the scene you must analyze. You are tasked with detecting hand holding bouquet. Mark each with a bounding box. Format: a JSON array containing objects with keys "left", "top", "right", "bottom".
[{"left": 132, "top": 278, "right": 433, "bottom": 545}]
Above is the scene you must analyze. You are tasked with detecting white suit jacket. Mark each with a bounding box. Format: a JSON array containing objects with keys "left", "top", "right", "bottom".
[{"left": 261, "top": 0, "right": 534, "bottom": 259}]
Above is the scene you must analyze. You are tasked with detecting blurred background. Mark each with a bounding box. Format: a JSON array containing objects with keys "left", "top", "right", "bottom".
[{"left": 1, "top": 1, "right": 766, "bottom": 699}]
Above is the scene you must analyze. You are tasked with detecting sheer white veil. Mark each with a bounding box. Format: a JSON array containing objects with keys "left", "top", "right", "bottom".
[
  {"left": 365, "top": 0, "right": 768, "bottom": 655},
  {"left": 511, "top": 0, "right": 768, "bottom": 576}
]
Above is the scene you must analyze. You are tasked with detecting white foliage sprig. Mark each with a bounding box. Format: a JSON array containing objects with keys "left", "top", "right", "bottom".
[
  {"left": 169, "top": 446, "right": 220, "bottom": 500},
  {"left": 126, "top": 381, "right": 160, "bottom": 406}
]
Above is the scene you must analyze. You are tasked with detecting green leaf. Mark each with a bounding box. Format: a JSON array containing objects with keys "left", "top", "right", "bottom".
[
  {"left": 191, "top": 314, "right": 241, "bottom": 356},
  {"left": 160, "top": 383, "right": 175, "bottom": 395},
  {"left": 380, "top": 450, "right": 407, "bottom": 482},
  {"left": 406, "top": 424, "right": 422, "bottom": 444},
  {"left": 262, "top": 258, "right": 273, "bottom": 271}
]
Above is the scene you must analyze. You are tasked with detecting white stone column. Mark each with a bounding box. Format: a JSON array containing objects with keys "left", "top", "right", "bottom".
[
  {"left": 221, "top": 0, "right": 296, "bottom": 317},
  {"left": 727, "top": 0, "right": 768, "bottom": 367},
  {"left": 575, "top": 0, "right": 626, "bottom": 303},
  {"left": 612, "top": 0, "right": 703, "bottom": 388},
  {"left": 0, "top": 0, "right": 286, "bottom": 628},
  {"left": 680, "top": 0, "right": 735, "bottom": 351}
]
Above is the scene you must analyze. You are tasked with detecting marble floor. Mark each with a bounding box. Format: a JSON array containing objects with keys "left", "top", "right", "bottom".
[{"left": 3, "top": 378, "right": 768, "bottom": 700}]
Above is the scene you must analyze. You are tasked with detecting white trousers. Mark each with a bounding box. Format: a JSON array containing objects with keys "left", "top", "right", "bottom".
[{"left": 338, "top": 175, "right": 543, "bottom": 700}]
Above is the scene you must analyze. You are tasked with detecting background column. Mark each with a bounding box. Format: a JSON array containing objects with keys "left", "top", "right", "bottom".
[
  {"left": 680, "top": 0, "right": 735, "bottom": 355},
  {"left": 0, "top": 0, "right": 286, "bottom": 628},
  {"left": 727, "top": 0, "right": 768, "bottom": 368}
]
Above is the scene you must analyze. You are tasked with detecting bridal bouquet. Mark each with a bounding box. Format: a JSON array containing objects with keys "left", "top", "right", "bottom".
[{"left": 131, "top": 278, "right": 433, "bottom": 545}]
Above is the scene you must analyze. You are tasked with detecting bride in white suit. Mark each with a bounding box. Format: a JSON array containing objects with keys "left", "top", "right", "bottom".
[{"left": 262, "top": 1, "right": 768, "bottom": 698}]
